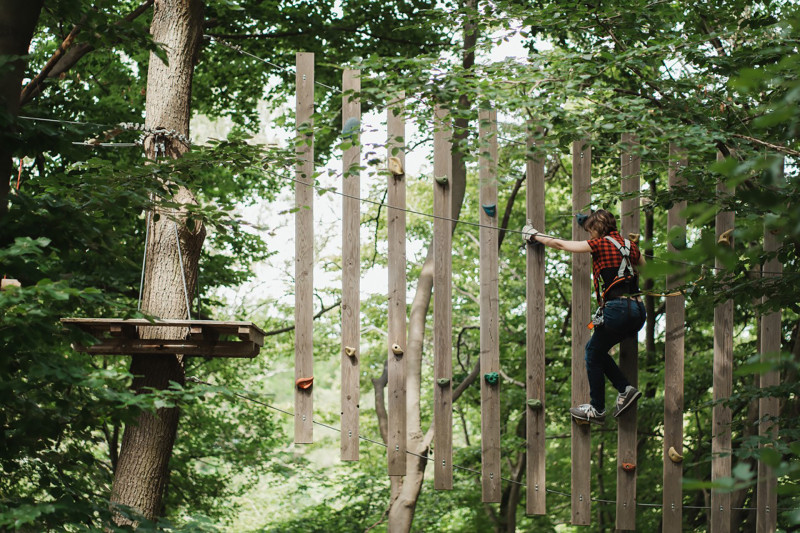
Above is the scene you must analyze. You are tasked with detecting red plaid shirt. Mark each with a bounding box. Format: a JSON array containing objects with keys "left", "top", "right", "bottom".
[{"left": 587, "top": 231, "right": 641, "bottom": 303}]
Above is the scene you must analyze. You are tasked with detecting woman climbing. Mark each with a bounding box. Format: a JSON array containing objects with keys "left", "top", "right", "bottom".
[{"left": 522, "top": 209, "right": 645, "bottom": 425}]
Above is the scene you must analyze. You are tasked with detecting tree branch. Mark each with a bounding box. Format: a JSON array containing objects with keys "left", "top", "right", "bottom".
[
  {"left": 263, "top": 299, "right": 341, "bottom": 336},
  {"left": 372, "top": 359, "right": 389, "bottom": 444},
  {"left": 19, "top": 0, "right": 154, "bottom": 106}
]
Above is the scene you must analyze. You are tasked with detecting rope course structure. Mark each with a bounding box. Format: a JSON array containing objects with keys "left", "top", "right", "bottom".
[{"left": 38, "top": 36, "right": 787, "bottom": 530}]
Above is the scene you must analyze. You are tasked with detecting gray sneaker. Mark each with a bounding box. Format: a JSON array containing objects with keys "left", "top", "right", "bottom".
[
  {"left": 614, "top": 386, "right": 642, "bottom": 418},
  {"left": 570, "top": 403, "right": 606, "bottom": 425}
]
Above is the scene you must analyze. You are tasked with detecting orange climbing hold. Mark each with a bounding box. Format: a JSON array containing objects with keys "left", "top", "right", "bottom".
[
  {"left": 296, "top": 376, "right": 314, "bottom": 390},
  {"left": 621, "top": 462, "right": 635, "bottom": 472}
]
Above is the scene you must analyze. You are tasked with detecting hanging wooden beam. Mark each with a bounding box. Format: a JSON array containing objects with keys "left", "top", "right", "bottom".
[
  {"left": 571, "top": 139, "right": 592, "bottom": 525},
  {"left": 295, "top": 52, "right": 314, "bottom": 445},
  {"left": 387, "top": 93, "right": 407, "bottom": 476},
  {"left": 433, "top": 104, "right": 453, "bottom": 490},
  {"left": 617, "top": 133, "right": 640, "bottom": 530},
  {"left": 340, "top": 68, "right": 360, "bottom": 461},
  {"left": 712, "top": 152, "right": 735, "bottom": 533},
  {"left": 479, "top": 108, "right": 500, "bottom": 503},
  {"left": 61, "top": 318, "right": 265, "bottom": 358},
  {"left": 663, "top": 144, "right": 687, "bottom": 532},
  {"left": 526, "top": 125, "right": 546, "bottom": 515},
  {"left": 757, "top": 160, "right": 782, "bottom": 533}
]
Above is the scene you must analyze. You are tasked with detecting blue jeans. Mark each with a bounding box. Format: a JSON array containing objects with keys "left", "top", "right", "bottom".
[{"left": 585, "top": 299, "right": 646, "bottom": 411}]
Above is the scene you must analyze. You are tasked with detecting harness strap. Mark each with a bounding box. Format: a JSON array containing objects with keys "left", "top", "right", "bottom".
[{"left": 604, "top": 236, "right": 634, "bottom": 279}]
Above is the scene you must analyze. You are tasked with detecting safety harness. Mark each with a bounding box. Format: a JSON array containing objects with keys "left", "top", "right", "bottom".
[{"left": 593, "top": 235, "right": 636, "bottom": 307}]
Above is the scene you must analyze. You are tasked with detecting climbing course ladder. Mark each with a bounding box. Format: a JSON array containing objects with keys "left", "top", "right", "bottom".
[
  {"left": 712, "top": 151, "right": 735, "bottom": 533},
  {"left": 525, "top": 124, "right": 546, "bottom": 515},
  {"left": 663, "top": 143, "right": 688, "bottom": 532},
  {"left": 433, "top": 104, "right": 454, "bottom": 490},
  {"left": 571, "top": 139, "right": 592, "bottom": 525},
  {"left": 386, "top": 94, "right": 408, "bottom": 476},
  {"left": 294, "top": 52, "right": 314, "bottom": 445},
  {"left": 479, "top": 108, "right": 501, "bottom": 503},
  {"left": 617, "top": 133, "right": 640, "bottom": 530},
  {"left": 340, "top": 67, "right": 361, "bottom": 461}
]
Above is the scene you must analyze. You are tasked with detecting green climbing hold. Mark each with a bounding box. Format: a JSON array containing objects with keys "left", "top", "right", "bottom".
[
  {"left": 483, "top": 372, "right": 499, "bottom": 385},
  {"left": 435, "top": 175, "right": 448, "bottom": 186},
  {"left": 437, "top": 378, "right": 450, "bottom": 386},
  {"left": 527, "top": 398, "right": 543, "bottom": 410},
  {"left": 482, "top": 204, "right": 496, "bottom": 217}
]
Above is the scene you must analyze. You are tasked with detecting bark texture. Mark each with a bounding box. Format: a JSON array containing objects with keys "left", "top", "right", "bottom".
[
  {"left": 109, "top": 0, "right": 205, "bottom": 525},
  {"left": 0, "top": 0, "right": 43, "bottom": 218}
]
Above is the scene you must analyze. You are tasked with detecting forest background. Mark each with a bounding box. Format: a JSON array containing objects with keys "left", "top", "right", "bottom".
[{"left": 1, "top": 0, "right": 799, "bottom": 531}]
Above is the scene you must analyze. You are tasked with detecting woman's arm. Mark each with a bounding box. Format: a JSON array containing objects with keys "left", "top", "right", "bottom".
[{"left": 530, "top": 233, "right": 592, "bottom": 253}]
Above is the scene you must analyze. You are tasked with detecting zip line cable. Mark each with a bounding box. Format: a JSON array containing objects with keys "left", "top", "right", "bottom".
[{"left": 185, "top": 376, "right": 790, "bottom": 512}]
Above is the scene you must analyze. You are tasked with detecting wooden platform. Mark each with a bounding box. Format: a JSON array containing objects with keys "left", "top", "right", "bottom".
[{"left": 61, "top": 318, "right": 266, "bottom": 358}]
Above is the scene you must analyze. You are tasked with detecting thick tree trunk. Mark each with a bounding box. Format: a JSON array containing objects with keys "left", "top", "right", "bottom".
[
  {"left": 0, "top": 0, "right": 43, "bottom": 219},
  {"left": 109, "top": 0, "right": 204, "bottom": 525},
  {"left": 386, "top": 4, "right": 477, "bottom": 529}
]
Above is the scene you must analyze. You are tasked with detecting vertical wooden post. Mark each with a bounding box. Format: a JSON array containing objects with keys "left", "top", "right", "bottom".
[
  {"left": 757, "top": 161, "right": 782, "bottom": 533},
  {"left": 663, "top": 144, "right": 687, "bottom": 532},
  {"left": 571, "top": 139, "right": 592, "bottom": 525},
  {"left": 526, "top": 125, "right": 546, "bottom": 515},
  {"left": 433, "top": 105, "right": 453, "bottom": 490},
  {"left": 617, "top": 133, "right": 640, "bottom": 530},
  {"left": 387, "top": 93, "right": 407, "bottom": 476},
  {"left": 712, "top": 152, "right": 734, "bottom": 533},
  {"left": 340, "top": 68, "right": 360, "bottom": 461},
  {"left": 479, "top": 109, "right": 501, "bottom": 503},
  {"left": 294, "top": 52, "right": 314, "bottom": 444}
]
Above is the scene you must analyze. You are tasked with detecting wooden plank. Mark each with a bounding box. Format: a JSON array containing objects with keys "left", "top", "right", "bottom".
[
  {"left": 433, "top": 104, "right": 453, "bottom": 490},
  {"left": 757, "top": 161, "right": 782, "bottom": 533},
  {"left": 526, "top": 125, "right": 546, "bottom": 515},
  {"left": 61, "top": 317, "right": 266, "bottom": 336},
  {"left": 387, "top": 93, "right": 407, "bottom": 476},
  {"left": 479, "top": 109, "right": 501, "bottom": 503},
  {"left": 340, "top": 68, "right": 361, "bottom": 462},
  {"left": 617, "top": 133, "right": 640, "bottom": 530},
  {"left": 712, "top": 152, "right": 734, "bottom": 533},
  {"left": 295, "top": 52, "right": 315, "bottom": 444},
  {"left": 571, "top": 139, "right": 592, "bottom": 525},
  {"left": 76, "top": 339, "right": 259, "bottom": 358},
  {"left": 663, "top": 144, "right": 687, "bottom": 532}
]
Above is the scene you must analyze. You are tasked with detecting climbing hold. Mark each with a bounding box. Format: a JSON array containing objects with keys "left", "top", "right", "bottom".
[
  {"left": 717, "top": 228, "right": 734, "bottom": 246},
  {"left": 483, "top": 372, "right": 499, "bottom": 385},
  {"left": 391, "top": 343, "right": 404, "bottom": 356},
  {"left": 388, "top": 156, "right": 404, "bottom": 177},
  {"left": 1, "top": 278, "right": 21, "bottom": 290},
  {"left": 574, "top": 417, "right": 589, "bottom": 426},
  {"left": 296, "top": 377, "right": 314, "bottom": 390},
  {"left": 482, "top": 204, "right": 497, "bottom": 217},
  {"left": 628, "top": 232, "right": 640, "bottom": 244},
  {"left": 342, "top": 117, "right": 360, "bottom": 139},
  {"left": 576, "top": 212, "right": 590, "bottom": 228},
  {"left": 668, "top": 446, "right": 683, "bottom": 463},
  {"left": 345, "top": 345, "right": 356, "bottom": 357},
  {"left": 437, "top": 378, "right": 450, "bottom": 387},
  {"left": 526, "top": 398, "right": 543, "bottom": 410},
  {"left": 435, "top": 175, "right": 448, "bottom": 186},
  {"left": 621, "top": 462, "right": 636, "bottom": 472}
]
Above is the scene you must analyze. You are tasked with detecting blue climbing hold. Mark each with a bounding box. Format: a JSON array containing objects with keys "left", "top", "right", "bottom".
[
  {"left": 342, "top": 117, "right": 360, "bottom": 139},
  {"left": 482, "top": 204, "right": 496, "bottom": 217},
  {"left": 576, "top": 212, "right": 589, "bottom": 228}
]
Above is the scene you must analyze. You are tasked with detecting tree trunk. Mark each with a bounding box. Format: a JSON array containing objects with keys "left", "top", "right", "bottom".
[
  {"left": 386, "top": 2, "right": 476, "bottom": 530},
  {"left": 0, "top": 0, "right": 43, "bottom": 219},
  {"left": 109, "top": 0, "right": 204, "bottom": 525}
]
